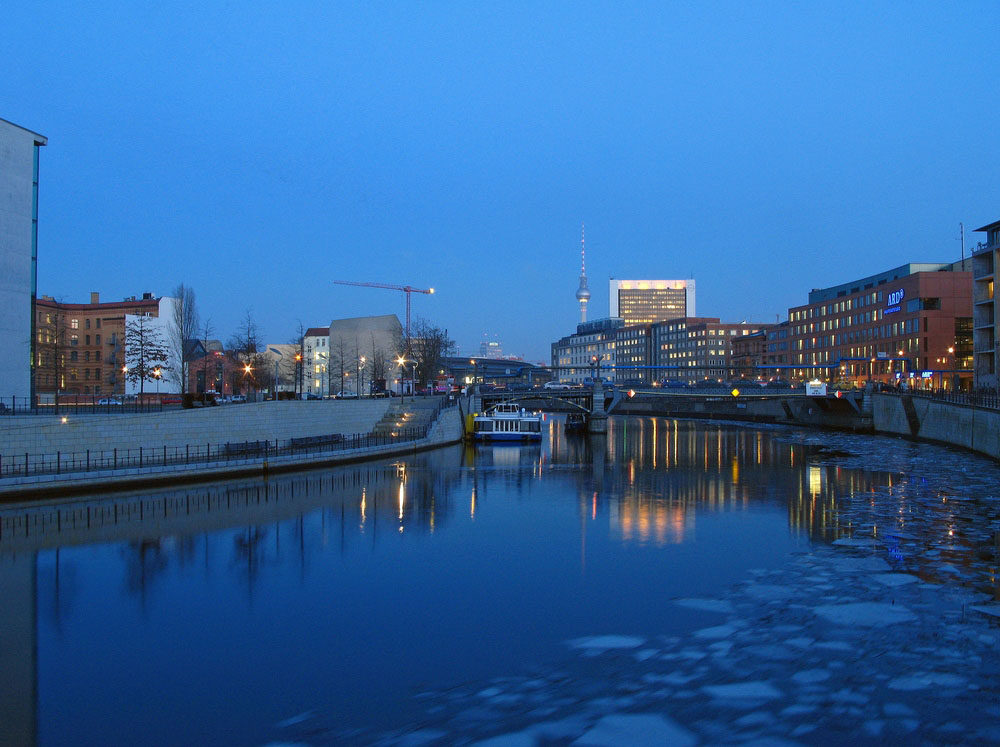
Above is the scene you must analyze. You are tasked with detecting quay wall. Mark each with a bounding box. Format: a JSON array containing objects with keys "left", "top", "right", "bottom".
[
  {"left": 610, "top": 393, "right": 872, "bottom": 432},
  {"left": 0, "top": 400, "right": 391, "bottom": 457},
  {"left": 0, "top": 404, "right": 465, "bottom": 499},
  {"left": 872, "top": 395, "right": 1000, "bottom": 461}
]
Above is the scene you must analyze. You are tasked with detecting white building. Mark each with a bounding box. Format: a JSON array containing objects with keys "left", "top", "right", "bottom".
[
  {"left": 303, "top": 327, "right": 330, "bottom": 396},
  {"left": 609, "top": 279, "right": 696, "bottom": 325},
  {"left": 124, "top": 297, "right": 181, "bottom": 395},
  {"left": 0, "top": 118, "right": 46, "bottom": 401}
]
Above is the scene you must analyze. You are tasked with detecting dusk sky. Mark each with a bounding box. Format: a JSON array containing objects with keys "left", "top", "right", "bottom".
[{"left": 7, "top": 2, "right": 999, "bottom": 361}]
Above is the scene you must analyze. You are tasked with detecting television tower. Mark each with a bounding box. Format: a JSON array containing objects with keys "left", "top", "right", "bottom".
[{"left": 575, "top": 223, "right": 591, "bottom": 323}]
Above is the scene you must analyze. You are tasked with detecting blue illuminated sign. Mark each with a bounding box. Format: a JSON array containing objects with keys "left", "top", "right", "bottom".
[{"left": 885, "top": 288, "right": 904, "bottom": 314}]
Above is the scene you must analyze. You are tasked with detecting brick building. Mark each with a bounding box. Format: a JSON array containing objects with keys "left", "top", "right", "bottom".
[
  {"left": 787, "top": 262, "right": 972, "bottom": 389},
  {"left": 35, "top": 292, "right": 160, "bottom": 397}
]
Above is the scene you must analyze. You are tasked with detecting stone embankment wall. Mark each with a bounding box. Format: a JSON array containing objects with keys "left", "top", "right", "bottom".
[
  {"left": 611, "top": 394, "right": 872, "bottom": 432},
  {"left": 872, "top": 394, "right": 1000, "bottom": 461},
  {"left": 0, "top": 400, "right": 391, "bottom": 457}
]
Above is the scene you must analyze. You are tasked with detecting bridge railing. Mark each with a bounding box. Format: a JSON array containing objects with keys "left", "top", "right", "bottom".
[{"left": 885, "top": 388, "right": 1000, "bottom": 411}]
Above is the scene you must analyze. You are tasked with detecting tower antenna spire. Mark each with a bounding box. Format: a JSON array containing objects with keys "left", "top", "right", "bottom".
[{"left": 575, "top": 222, "right": 591, "bottom": 324}]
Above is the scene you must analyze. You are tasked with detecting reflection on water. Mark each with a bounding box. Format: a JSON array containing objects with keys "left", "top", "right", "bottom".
[{"left": 1, "top": 416, "right": 998, "bottom": 744}]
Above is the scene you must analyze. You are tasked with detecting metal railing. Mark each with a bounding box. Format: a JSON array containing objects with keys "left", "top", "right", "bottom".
[
  {"left": 0, "top": 399, "right": 460, "bottom": 482},
  {"left": 883, "top": 388, "right": 1000, "bottom": 411},
  {"left": 0, "top": 395, "right": 170, "bottom": 416}
]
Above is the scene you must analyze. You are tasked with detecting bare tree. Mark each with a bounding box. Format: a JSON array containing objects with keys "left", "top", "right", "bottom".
[
  {"left": 228, "top": 311, "right": 267, "bottom": 395},
  {"left": 289, "top": 321, "right": 307, "bottom": 398},
  {"left": 199, "top": 318, "right": 215, "bottom": 393},
  {"left": 409, "top": 318, "right": 456, "bottom": 387},
  {"left": 35, "top": 307, "right": 70, "bottom": 413},
  {"left": 330, "top": 335, "right": 353, "bottom": 396},
  {"left": 169, "top": 283, "right": 200, "bottom": 394},
  {"left": 125, "top": 315, "right": 170, "bottom": 396}
]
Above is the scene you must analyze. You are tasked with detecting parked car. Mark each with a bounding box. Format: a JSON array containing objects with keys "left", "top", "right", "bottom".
[
  {"left": 543, "top": 381, "right": 571, "bottom": 390},
  {"left": 98, "top": 397, "right": 122, "bottom": 405},
  {"left": 231, "top": 394, "right": 247, "bottom": 403},
  {"left": 334, "top": 391, "right": 359, "bottom": 399}
]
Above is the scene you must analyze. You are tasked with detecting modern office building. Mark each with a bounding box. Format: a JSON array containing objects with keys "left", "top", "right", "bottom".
[
  {"left": 615, "top": 324, "right": 653, "bottom": 383},
  {"left": 34, "top": 292, "right": 166, "bottom": 397},
  {"left": 479, "top": 338, "right": 503, "bottom": 359},
  {"left": 972, "top": 220, "right": 999, "bottom": 390},
  {"left": 609, "top": 279, "right": 695, "bottom": 326},
  {"left": 551, "top": 317, "right": 623, "bottom": 384},
  {"left": 651, "top": 317, "right": 764, "bottom": 383},
  {"left": 0, "top": 118, "right": 46, "bottom": 401},
  {"left": 787, "top": 262, "right": 972, "bottom": 388}
]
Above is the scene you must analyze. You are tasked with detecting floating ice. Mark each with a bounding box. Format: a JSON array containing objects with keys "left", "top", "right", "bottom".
[
  {"left": 273, "top": 711, "right": 313, "bottom": 728},
  {"left": 673, "top": 598, "right": 735, "bottom": 614},
  {"left": 694, "top": 624, "right": 739, "bottom": 640},
  {"left": 702, "top": 681, "right": 782, "bottom": 700},
  {"left": 791, "top": 669, "right": 830, "bottom": 684},
  {"left": 567, "top": 636, "right": 645, "bottom": 651},
  {"left": 888, "top": 673, "right": 967, "bottom": 691},
  {"left": 970, "top": 604, "right": 1000, "bottom": 618},
  {"left": 571, "top": 713, "right": 697, "bottom": 747},
  {"left": 743, "top": 584, "right": 795, "bottom": 601},
  {"left": 872, "top": 573, "right": 920, "bottom": 587},
  {"left": 814, "top": 602, "right": 916, "bottom": 626},
  {"left": 474, "top": 730, "right": 536, "bottom": 746}
]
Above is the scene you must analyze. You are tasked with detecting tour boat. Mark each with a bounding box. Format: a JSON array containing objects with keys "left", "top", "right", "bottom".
[{"left": 472, "top": 403, "right": 542, "bottom": 442}]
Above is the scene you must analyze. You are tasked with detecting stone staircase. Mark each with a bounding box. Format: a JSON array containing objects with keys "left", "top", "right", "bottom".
[{"left": 371, "top": 398, "right": 445, "bottom": 437}]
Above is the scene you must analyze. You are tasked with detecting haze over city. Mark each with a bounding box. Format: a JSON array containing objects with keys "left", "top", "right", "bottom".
[{"left": 6, "top": 2, "right": 999, "bottom": 360}]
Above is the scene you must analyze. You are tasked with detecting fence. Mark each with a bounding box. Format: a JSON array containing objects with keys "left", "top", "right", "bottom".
[
  {"left": 0, "top": 419, "right": 449, "bottom": 483},
  {"left": 901, "top": 389, "right": 1000, "bottom": 411},
  {"left": 0, "top": 395, "right": 171, "bottom": 416}
]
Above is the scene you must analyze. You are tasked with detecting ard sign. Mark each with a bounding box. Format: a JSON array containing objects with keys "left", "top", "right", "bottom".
[{"left": 886, "top": 288, "right": 904, "bottom": 314}]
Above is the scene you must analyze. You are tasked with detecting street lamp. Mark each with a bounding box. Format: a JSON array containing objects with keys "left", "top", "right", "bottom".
[
  {"left": 294, "top": 352, "right": 302, "bottom": 398},
  {"left": 590, "top": 354, "right": 604, "bottom": 385},
  {"left": 359, "top": 355, "right": 366, "bottom": 397},
  {"left": 396, "top": 355, "right": 412, "bottom": 403},
  {"left": 269, "top": 347, "right": 283, "bottom": 401},
  {"left": 153, "top": 367, "right": 161, "bottom": 396}
]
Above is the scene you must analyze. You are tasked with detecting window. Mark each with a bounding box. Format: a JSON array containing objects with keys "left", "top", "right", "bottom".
[
  {"left": 71, "top": 319, "right": 79, "bottom": 329},
  {"left": 96, "top": 334, "right": 101, "bottom": 345},
  {"left": 70, "top": 335, "right": 78, "bottom": 346},
  {"left": 85, "top": 335, "right": 90, "bottom": 345},
  {"left": 85, "top": 318, "right": 91, "bottom": 329},
  {"left": 96, "top": 318, "right": 101, "bottom": 328}
]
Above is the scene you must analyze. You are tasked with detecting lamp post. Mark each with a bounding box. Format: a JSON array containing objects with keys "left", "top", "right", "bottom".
[
  {"left": 294, "top": 352, "right": 302, "bottom": 398},
  {"left": 359, "top": 355, "right": 366, "bottom": 397},
  {"left": 121, "top": 365, "right": 128, "bottom": 401},
  {"left": 590, "top": 354, "right": 604, "bottom": 385},
  {"left": 470, "top": 358, "right": 477, "bottom": 390},
  {"left": 396, "top": 355, "right": 412, "bottom": 404}
]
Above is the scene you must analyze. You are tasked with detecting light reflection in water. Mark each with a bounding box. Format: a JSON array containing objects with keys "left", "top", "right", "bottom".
[{"left": 1, "top": 416, "right": 998, "bottom": 745}]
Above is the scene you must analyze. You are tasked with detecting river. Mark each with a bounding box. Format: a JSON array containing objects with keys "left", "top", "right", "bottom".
[{"left": 3, "top": 416, "right": 998, "bottom": 745}]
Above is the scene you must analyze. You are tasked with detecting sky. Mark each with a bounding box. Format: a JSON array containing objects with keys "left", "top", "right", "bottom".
[{"left": 6, "top": 1, "right": 999, "bottom": 361}]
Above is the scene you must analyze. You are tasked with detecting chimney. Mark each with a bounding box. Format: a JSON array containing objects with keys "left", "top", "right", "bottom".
[{"left": 90, "top": 292, "right": 100, "bottom": 304}]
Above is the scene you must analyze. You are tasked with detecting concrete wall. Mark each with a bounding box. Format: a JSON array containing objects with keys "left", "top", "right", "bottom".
[
  {"left": 0, "top": 399, "right": 391, "bottom": 457},
  {"left": 0, "top": 120, "right": 45, "bottom": 400},
  {"left": 872, "top": 394, "right": 1000, "bottom": 461}
]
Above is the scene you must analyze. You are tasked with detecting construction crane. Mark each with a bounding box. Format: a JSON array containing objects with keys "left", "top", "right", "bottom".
[{"left": 333, "top": 280, "right": 435, "bottom": 349}]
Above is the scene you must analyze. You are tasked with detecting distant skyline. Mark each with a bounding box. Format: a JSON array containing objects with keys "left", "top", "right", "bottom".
[{"left": 6, "top": 2, "right": 999, "bottom": 361}]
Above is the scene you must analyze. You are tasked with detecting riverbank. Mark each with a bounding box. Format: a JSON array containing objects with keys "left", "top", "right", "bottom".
[{"left": 0, "top": 400, "right": 464, "bottom": 499}]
